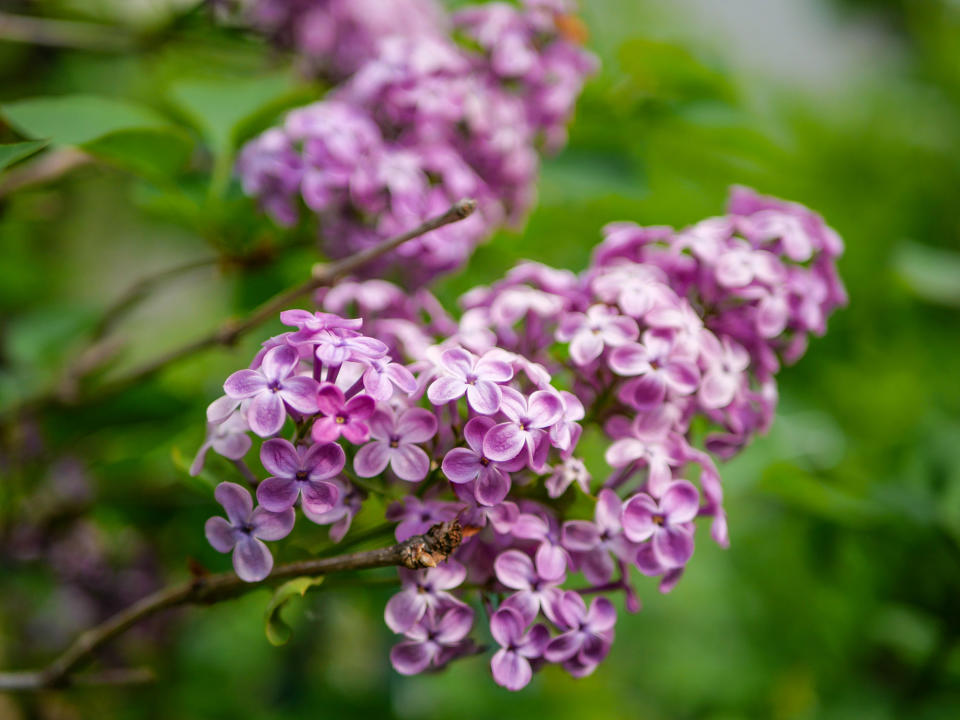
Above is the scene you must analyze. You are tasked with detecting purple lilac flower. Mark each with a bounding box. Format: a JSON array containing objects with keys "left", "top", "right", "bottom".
[
  {"left": 362, "top": 356, "right": 417, "bottom": 401},
  {"left": 544, "top": 456, "right": 591, "bottom": 498},
  {"left": 390, "top": 604, "right": 474, "bottom": 676},
  {"left": 256, "top": 438, "right": 343, "bottom": 514},
  {"left": 301, "top": 476, "right": 362, "bottom": 541},
  {"left": 621, "top": 480, "right": 700, "bottom": 569},
  {"left": 223, "top": 345, "right": 319, "bottom": 437},
  {"left": 386, "top": 496, "right": 463, "bottom": 542},
  {"left": 489, "top": 606, "right": 550, "bottom": 691},
  {"left": 494, "top": 549, "right": 563, "bottom": 623},
  {"left": 311, "top": 383, "right": 375, "bottom": 444},
  {"left": 189, "top": 411, "right": 252, "bottom": 476},
  {"left": 543, "top": 591, "right": 616, "bottom": 673},
  {"left": 204, "top": 482, "right": 295, "bottom": 582},
  {"left": 354, "top": 407, "right": 438, "bottom": 482},
  {"left": 441, "top": 416, "right": 524, "bottom": 506},
  {"left": 385, "top": 560, "right": 467, "bottom": 633},
  {"left": 561, "top": 489, "right": 636, "bottom": 584},
  {"left": 482, "top": 387, "right": 563, "bottom": 466},
  {"left": 608, "top": 331, "right": 700, "bottom": 411},
  {"left": 427, "top": 347, "right": 513, "bottom": 415},
  {"left": 555, "top": 304, "right": 639, "bottom": 365}
]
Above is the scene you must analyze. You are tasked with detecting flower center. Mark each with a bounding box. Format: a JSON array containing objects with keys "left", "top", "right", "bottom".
[
  {"left": 479, "top": 457, "right": 490, "bottom": 467},
  {"left": 295, "top": 470, "right": 308, "bottom": 481},
  {"left": 652, "top": 514, "right": 665, "bottom": 527},
  {"left": 268, "top": 381, "right": 281, "bottom": 393},
  {"left": 390, "top": 435, "right": 401, "bottom": 449},
  {"left": 335, "top": 415, "right": 347, "bottom": 424}
]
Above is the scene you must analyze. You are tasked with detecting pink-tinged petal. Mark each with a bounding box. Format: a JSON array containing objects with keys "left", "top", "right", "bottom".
[
  {"left": 247, "top": 391, "right": 286, "bottom": 437},
  {"left": 385, "top": 589, "right": 428, "bottom": 633},
  {"left": 620, "top": 374, "right": 666, "bottom": 411},
  {"left": 363, "top": 368, "right": 393, "bottom": 402},
  {"left": 608, "top": 343, "right": 650, "bottom": 376},
  {"left": 427, "top": 376, "right": 466, "bottom": 405},
  {"left": 652, "top": 525, "right": 695, "bottom": 568},
  {"left": 367, "top": 409, "right": 394, "bottom": 441},
  {"left": 621, "top": 493, "right": 658, "bottom": 543},
  {"left": 303, "top": 442, "right": 346, "bottom": 480},
  {"left": 439, "top": 347, "right": 475, "bottom": 379},
  {"left": 528, "top": 430, "right": 550, "bottom": 472},
  {"left": 476, "top": 356, "right": 513, "bottom": 382},
  {"left": 223, "top": 369, "right": 267, "bottom": 398},
  {"left": 466, "top": 380, "right": 502, "bottom": 415},
  {"left": 302, "top": 481, "right": 338, "bottom": 515},
  {"left": 527, "top": 391, "right": 563, "bottom": 428},
  {"left": 344, "top": 393, "right": 375, "bottom": 420},
  {"left": 659, "top": 567, "right": 684, "bottom": 593},
  {"left": 205, "top": 516, "right": 236, "bottom": 552},
  {"left": 278, "top": 309, "right": 314, "bottom": 328},
  {"left": 441, "top": 448, "right": 481, "bottom": 483},
  {"left": 544, "top": 631, "right": 582, "bottom": 663},
  {"left": 390, "top": 444, "right": 431, "bottom": 482},
  {"left": 397, "top": 408, "right": 438, "bottom": 443},
  {"left": 311, "top": 417, "right": 341, "bottom": 443},
  {"left": 211, "top": 431, "right": 251, "bottom": 460},
  {"left": 475, "top": 467, "right": 510, "bottom": 506},
  {"left": 664, "top": 361, "right": 700, "bottom": 395},
  {"left": 251, "top": 506, "right": 295, "bottom": 541},
  {"left": 699, "top": 371, "right": 738, "bottom": 409},
  {"left": 586, "top": 597, "right": 617, "bottom": 632},
  {"left": 648, "top": 456, "right": 673, "bottom": 497},
  {"left": 341, "top": 420, "right": 371, "bottom": 445},
  {"left": 660, "top": 480, "right": 700, "bottom": 524},
  {"left": 207, "top": 395, "right": 240, "bottom": 423},
  {"left": 595, "top": 489, "right": 622, "bottom": 533},
  {"left": 491, "top": 650, "right": 532, "bottom": 691},
  {"left": 757, "top": 295, "right": 789, "bottom": 337},
  {"left": 494, "top": 549, "right": 534, "bottom": 590},
  {"left": 580, "top": 547, "right": 616, "bottom": 585},
  {"left": 279, "top": 376, "right": 320, "bottom": 414},
  {"left": 190, "top": 441, "right": 212, "bottom": 477},
  {"left": 488, "top": 502, "right": 519, "bottom": 534},
  {"left": 603, "top": 315, "right": 640, "bottom": 345},
  {"left": 354, "top": 441, "right": 390, "bottom": 477},
  {"left": 535, "top": 543, "right": 567, "bottom": 582},
  {"left": 605, "top": 438, "right": 645, "bottom": 468},
  {"left": 462, "top": 416, "right": 494, "bottom": 453},
  {"left": 501, "top": 591, "right": 538, "bottom": 626},
  {"left": 390, "top": 640, "right": 433, "bottom": 676},
  {"left": 430, "top": 560, "right": 467, "bottom": 591},
  {"left": 569, "top": 330, "right": 604, "bottom": 365},
  {"left": 512, "top": 513, "right": 548, "bottom": 540},
  {"left": 261, "top": 344, "right": 299, "bottom": 383},
  {"left": 316, "top": 383, "right": 345, "bottom": 415},
  {"left": 554, "top": 590, "right": 587, "bottom": 628},
  {"left": 497, "top": 386, "right": 527, "bottom": 421},
  {"left": 435, "top": 604, "right": 474, "bottom": 644},
  {"left": 634, "top": 542, "right": 664, "bottom": 575},
  {"left": 256, "top": 476, "right": 298, "bottom": 512},
  {"left": 232, "top": 536, "right": 273, "bottom": 582},
  {"left": 385, "top": 363, "right": 418, "bottom": 392},
  {"left": 579, "top": 633, "right": 610, "bottom": 665},
  {"left": 490, "top": 606, "right": 524, "bottom": 647},
  {"left": 562, "top": 520, "right": 600, "bottom": 552},
  {"left": 483, "top": 423, "right": 525, "bottom": 463},
  {"left": 260, "top": 438, "right": 299, "bottom": 478},
  {"left": 215, "top": 482, "right": 253, "bottom": 525}
]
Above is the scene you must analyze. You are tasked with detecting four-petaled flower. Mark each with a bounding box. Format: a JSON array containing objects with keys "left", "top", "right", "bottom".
[
  {"left": 385, "top": 561, "right": 468, "bottom": 633},
  {"left": 427, "top": 347, "right": 514, "bottom": 414},
  {"left": 482, "top": 387, "right": 563, "bottom": 467},
  {"left": 389, "top": 604, "right": 475, "bottom": 676},
  {"left": 311, "top": 383, "right": 375, "bottom": 444},
  {"left": 362, "top": 355, "right": 418, "bottom": 401},
  {"left": 543, "top": 591, "right": 616, "bottom": 675},
  {"left": 494, "top": 549, "right": 563, "bottom": 624},
  {"left": 621, "top": 480, "right": 700, "bottom": 569},
  {"left": 354, "top": 407, "right": 438, "bottom": 482},
  {"left": 489, "top": 606, "right": 550, "bottom": 691},
  {"left": 204, "top": 482, "right": 294, "bottom": 582},
  {"left": 561, "top": 489, "right": 636, "bottom": 583},
  {"left": 441, "top": 416, "right": 523, "bottom": 506},
  {"left": 608, "top": 331, "right": 700, "bottom": 411},
  {"left": 556, "top": 304, "right": 639, "bottom": 365},
  {"left": 223, "top": 345, "right": 319, "bottom": 437},
  {"left": 256, "top": 438, "right": 343, "bottom": 515}
]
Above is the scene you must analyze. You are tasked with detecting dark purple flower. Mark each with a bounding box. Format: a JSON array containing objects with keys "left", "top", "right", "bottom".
[
  {"left": 301, "top": 476, "right": 362, "bottom": 542},
  {"left": 354, "top": 407, "right": 438, "bottom": 482},
  {"left": 494, "top": 549, "right": 563, "bottom": 623},
  {"left": 223, "top": 345, "right": 319, "bottom": 437},
  {"left": 385, "top": 560, "right": 467, "bottom": 633},
  {"left": 621, "top": 480, "right": 700, "bottom": 569},
  {"left": 427, "top": 347, "right": 513, "bottom": 414},
  {"left": 256, "top": 438, "right": 343, "bottom": 514},
  {"left": 204, "top": 482, "right": 294, "bottom": 582},
  {"left": 390, "top": 604, "right": 474, "bottom": 676},
  {"left": 311, "top": 383, "right": 375, "bottom": 444},
  {"left": 489, "top": 605, "right": 549, "bottom": 691},
  {"left": 543, "top": 591, "right": 616, "bottom": 670},
  {"left": 441, "top": 416, "right": 523, "bottom": 506}
]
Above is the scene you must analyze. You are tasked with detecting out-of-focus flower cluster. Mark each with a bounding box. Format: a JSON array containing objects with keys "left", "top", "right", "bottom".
[
  {"left": 193, "top": 187, "right": 844, "bottom": 690},
  {"left": 236, "top": 0, "right": 597, "bottom": 285}
]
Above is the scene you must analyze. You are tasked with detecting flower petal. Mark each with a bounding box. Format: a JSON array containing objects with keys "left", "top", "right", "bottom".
[
  {"left": 608, "top": 343, "right": 650, "bottom": 376},
  {"left": 527, "top": 391, "right": 563, "bottom": 429},
  {"left": 260, "top": 438, "right": 299, "bottom": 478},
  {"left": 586, "top": 597, "right": 617, "bottom": 632},
  {"left": 232, "top": 536, "right": 273, "bottom": 582},
  {"left": 302, "top": 480, "right": 338, "bottom": 515},
  {"left": 562, "top": 520, "right": 600, "bottom": 552},
  {"left": 466, "top": 380, "right": 502, "bottom": 415},
  {"left": 494, "top": 549, "right": 534, "bottom": 590},
  {"left": 621, "top": 493, "right": 658, "bottom": 543},
  {"left": 354, "top": 441, "right": 390, "bottom": 478},
  {"left": 214, "top": 481, "right": 252, "bottom": 525},
  {"left": 482, "top": 422, "right": 525, "bottom": 463},
  {"left": 491, "top": 650, "right": 532, "bottom": 691},
  {"left": 304, "top": 442, "right": 346, "bottom": 480},
  {"left": 427, "top": 376, "right": 466, "bottom": 405},
  {"left": 390, "top": 640, "right": 434, "bottom": 675},
  {"left": 385, "top": 589, "right": 428, "bottom": 634},
  {"left": 475, "top": 466, "right": 510, "bottom": 506},
  {"left": 205, "top": 516, "right": 236, "bottom": 553},
  {"left": 490, "top": 606, "right": 525, "bottom": 648},
  {"left": 247, "top": 391, "right": 286, "bottom": 437},
  {"left": 261, "top": 344, "right": 299, "bottom": 383},
  {"left": 390, "top": 444, "right": 430, "bottom": 482},
  {"left": 256, "top": 476, "right": 298, "bottom": 512},
  {"left": 544, "top": 631, "right": 582, "bottom": 663},
  {"left": 279, "top": 375, "right": 320, "bottom": 414},
  {"left": 396, "top": 408, "right": 438, "bottom": 443},
  {"left": 652, "top": 524, "right": 695, "bottom": 568},
  {"left": 434, "top": 604, "right": 474, "bottom": 644},
  {"left": 251, "top": 506, "right": 295, "bottom": 541},
  {"left": 660, "top": 480, "right": 700, "bottom": 524},
  {"left": 441, "top": 448, "right": 481, "bottom": 484},
  {"left": 223, "top": 369, "right": 267, "bottom": 398}
]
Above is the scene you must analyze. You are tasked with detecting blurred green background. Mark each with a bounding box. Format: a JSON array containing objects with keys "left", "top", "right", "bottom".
[{"left": 1, "top": 0, "right": 959, "bottom": 718}]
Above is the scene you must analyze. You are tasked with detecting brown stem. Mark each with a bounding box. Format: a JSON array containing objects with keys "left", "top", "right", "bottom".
[
  {"left": 0, "top": 12, "right": 136, "bottom": 53},
  {"left": 0, "top": 520, "right": 463, "bottom": 692},
  {"left": 0, "top": 147, "right": 91, "bottom": 199}
]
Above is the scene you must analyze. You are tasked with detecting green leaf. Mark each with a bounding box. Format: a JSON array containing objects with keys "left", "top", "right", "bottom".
[
  {"left": 0, "top": 140, "right": 48, "bottom": 172},
  {"left": 894, "top": 241, "right": 960, "bottom": 307},
  {"left": 83, "top": 127, "right": 194, "bottom": 181},
  {"left": 1, "top": 95, "right": 171, "bottom": 146},
  {"left": 167, "top": 74, "right": 296, "bottom": 155},
  {"left": 263, "top": 576, "right": 324, "bottom": 646}
]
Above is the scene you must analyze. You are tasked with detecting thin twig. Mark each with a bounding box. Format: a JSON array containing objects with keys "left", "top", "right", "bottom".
[
  {"left": 0, "top": 147, "right": 91, "bottom": 199},
  {"left": 0, "top": 520, "right": 463, "bottom": 692}
]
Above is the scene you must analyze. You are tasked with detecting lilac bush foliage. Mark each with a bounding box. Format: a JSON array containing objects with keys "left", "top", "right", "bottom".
[
  {"left": 193, "top": 187, "right": 844, "bottom": 689},
  {"left": 237, "top": 0, "right": 597, "bottom": 285}
]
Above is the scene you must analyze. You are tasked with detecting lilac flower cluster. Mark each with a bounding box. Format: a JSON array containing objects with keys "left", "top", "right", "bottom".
[
  {"left": 193, "top": 187, "right": 844, "bottom": 690},
  {"left": 236, "top": 0, "right": 597, "bottom": 285}
]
